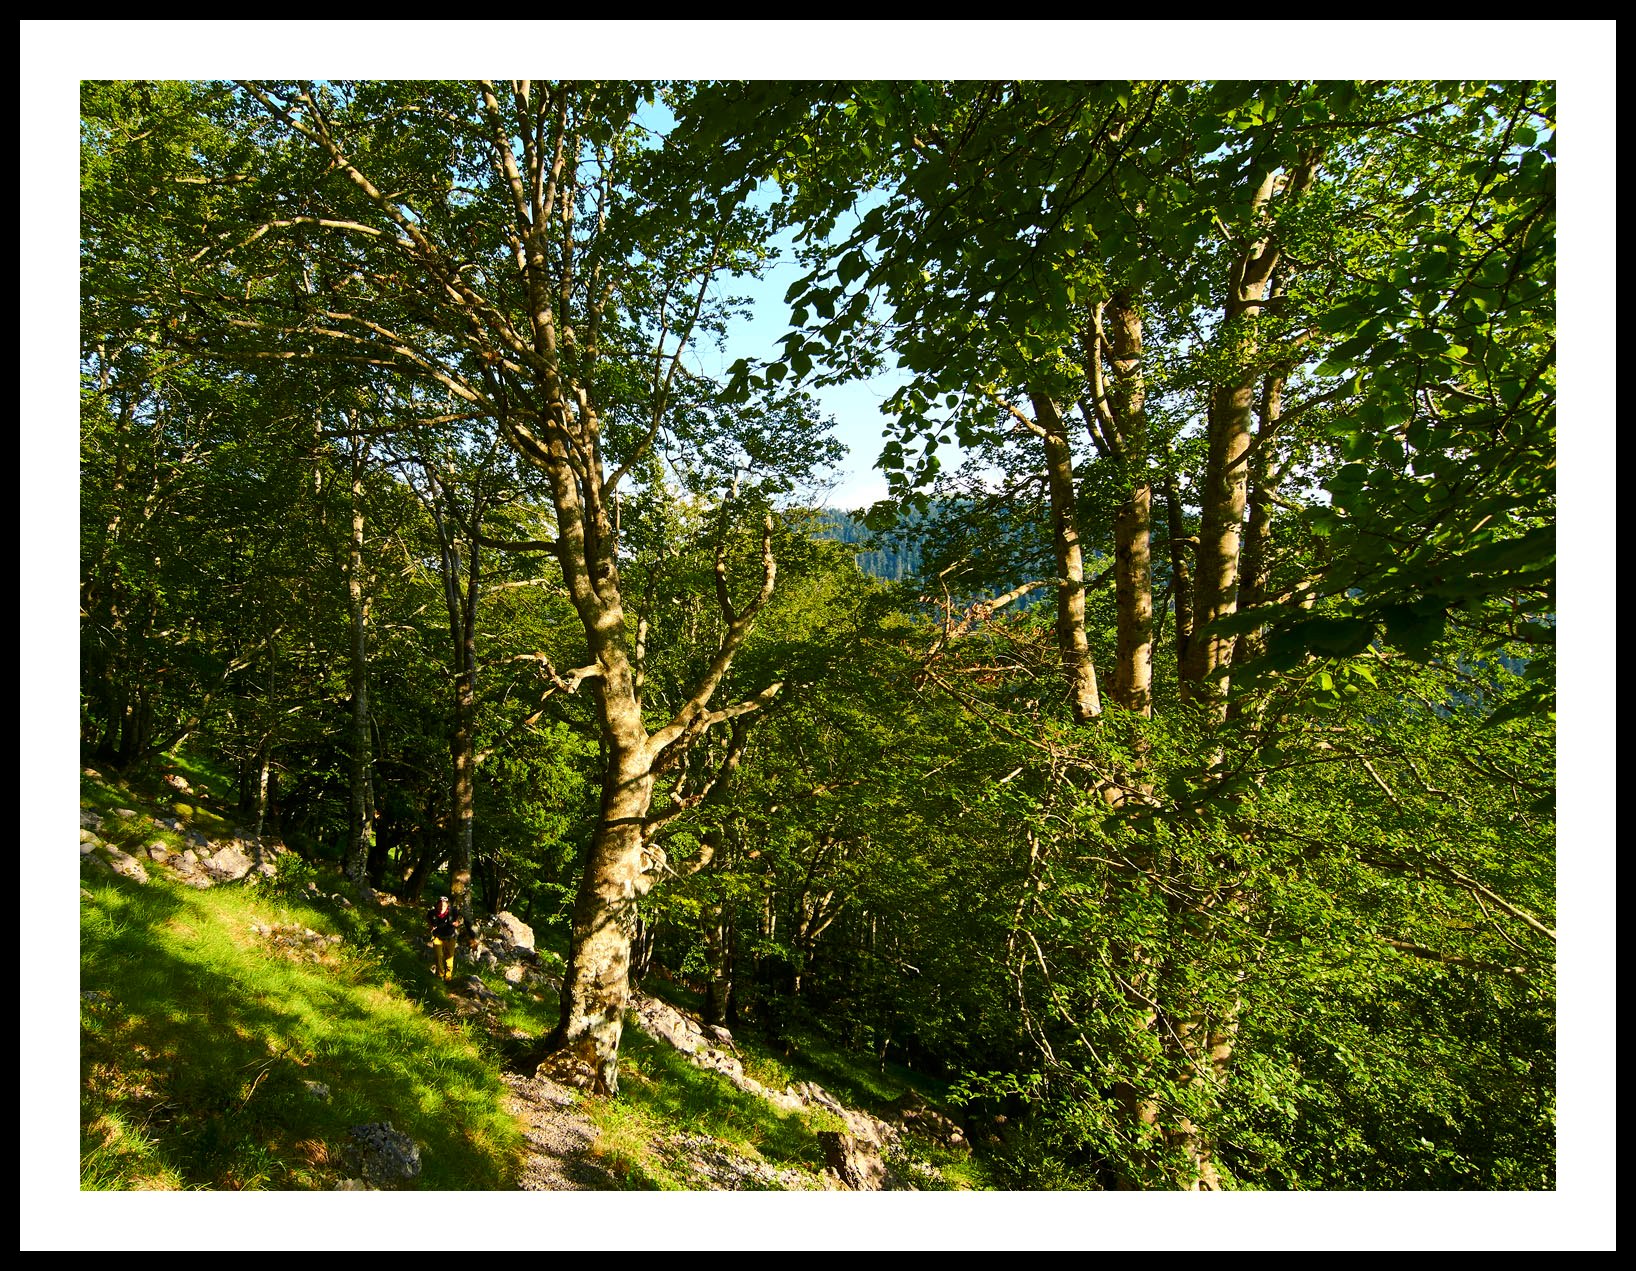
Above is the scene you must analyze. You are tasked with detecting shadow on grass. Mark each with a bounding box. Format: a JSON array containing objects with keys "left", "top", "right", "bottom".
[{"left": 80, "top": 870, "right": 526, "bottom": 1190}]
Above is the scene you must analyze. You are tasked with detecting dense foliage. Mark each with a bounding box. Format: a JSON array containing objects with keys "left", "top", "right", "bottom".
[{"left": 79, "top": 77, "right": 1556, "bottom": 1190}]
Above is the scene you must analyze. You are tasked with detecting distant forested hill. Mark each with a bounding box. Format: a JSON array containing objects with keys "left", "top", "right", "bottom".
[{"left": 813, "top": 509, "right": 924, "bottom": 582}]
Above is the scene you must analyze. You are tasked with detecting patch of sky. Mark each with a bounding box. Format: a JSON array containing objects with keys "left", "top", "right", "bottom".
[{"left": 636, "top": 95, "right": 987, "bottom": 514}]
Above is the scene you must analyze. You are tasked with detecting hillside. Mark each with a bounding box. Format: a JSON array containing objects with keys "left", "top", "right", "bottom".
[{"left": 76, "top": 761, "right": 986, "bottom": 1194}]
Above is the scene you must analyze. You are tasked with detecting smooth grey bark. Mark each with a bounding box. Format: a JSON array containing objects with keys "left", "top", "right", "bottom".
[
  {"left": 1090, "top": 293, "right": 1154, "bottom": 719},
  {"left": 1180, "top": 159, "right": 1315, "bottom": 718},
  {"left": 344, "top": 428, "right": 375, "bottom": 891},
  {"left": 1027, "top": 390, "right": 1102, "bottom": 724}
]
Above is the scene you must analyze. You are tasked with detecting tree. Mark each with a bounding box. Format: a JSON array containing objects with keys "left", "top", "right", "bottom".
[
  {"left": 689, "top": 77, "right": 1556, "bottom": 1187},
  {"left": 190, "top": 80, "right": 831, "bottom": 1091}
]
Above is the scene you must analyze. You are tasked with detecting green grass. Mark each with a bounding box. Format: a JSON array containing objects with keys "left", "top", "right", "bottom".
[
  {"left": 582, "top": 1020, "right": 845, "bottom": 1189},
  {"left": 81, "top": 852, "right": 527, "bottom": 1189},
  {"left": 78, "top": 756, "right": 996, "bottom": 1192}
]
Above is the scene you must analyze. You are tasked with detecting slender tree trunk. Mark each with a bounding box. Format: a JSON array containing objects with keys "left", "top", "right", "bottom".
[
  {"left": 1231, "top": 372, "right": 1285, "bottom": 674},
  {"left": 702, "top": 898, "right": 734, "bottom": 1026},
  {"left": 1181, "top": 372, "right": 1256, "bottom": 718},
  {"left": 448, "top": 627, "right": 477, "bottom": 916},
  {"left": 1102, "top": 294, "right": 1153, "bottom": 719},
  {"left": 344, "top": 430, "right": 374, "bottom": 891},
  {"left": 254, "top": 739, "right": 272, "bottom": 843},
  {"left": 1029, "top": 391, "right": 1102, "bottom": 723},
  {"left": 1180, "top": 160, "right": 1313, "bottom": 716},
  {"left": 1161, "top": 456, "right": 1195, "bottom": 682}
]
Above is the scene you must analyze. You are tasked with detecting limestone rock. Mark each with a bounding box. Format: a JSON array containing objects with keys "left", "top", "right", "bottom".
[
  {"left": 503, "top": 963, "right": 527, "bottom": 985},
  {"left": 694, "top": 1046, "right": 744, "bottom": 1083},
  {"left": 889, "top": 1088, "right": 968, "bottom": 1149},
  {"left": 535, "top": 1049, "right": 600, "bottom": 1091},
  {"left": 97, "top": 845, "right": 149, "bottom": 884},
  {"left": 80, "top": 810, "right": 103, "bottom": 831},
  {"left": 113, "top": 808, "right": 138, "bottom": 820},
  {"left": 80, "top": 834, "right": 101, "bottom": 855},
  {"left": 145, "top": 842, "right": 173, "bottom": 864},
  {"left": 665, "top": 1133, "right": 814, "bottom": 1191},
  {"left": 482, "top": 911, "right": 536, "bottom": 953},
  {"left": 344, "top": 1123, "right": 421, "bottom": 1188},
  {"left": 202, "top": 843, "right": 255, "bottom": 882},
  {"left": 818, "top": 1129, "right": 886, "bottom": 1191},
  {"left": 631, "top": 992, "right": 701, "bottom": 1053}
]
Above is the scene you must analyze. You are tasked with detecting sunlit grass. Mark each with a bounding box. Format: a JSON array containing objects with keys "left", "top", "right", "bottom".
[
  {"left": 80, "top": 850, "right": 526, "bottom": 1190},
  {"left": 80, "top": 759, "right": 993, "bottom": 1192}
]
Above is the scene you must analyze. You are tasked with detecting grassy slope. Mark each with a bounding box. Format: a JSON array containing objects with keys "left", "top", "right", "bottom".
[{"left": 78, "top": 760, "right": 990, "bottom": 1192}]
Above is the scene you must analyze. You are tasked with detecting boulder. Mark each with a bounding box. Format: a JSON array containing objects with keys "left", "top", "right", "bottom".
[
  {"left": 840, "top": 1107, "right": 900, "bottom": 1154},
  {"left": 343, "top": 1123, "right": 421, "bottom": 1188},
  {"left": 888, "top": 1089, "right": 968, "bottom": 1149},
  {"left": 798, "top": 1082, "right": 845, "bottom": 1114},
  {"left": 145, "top": 842, "right": 173, "bottom": 864},
  {"left": 695, "top": 1047, "right": 745, "bottom": 1083},
  {"left": 202, "top": 843, "right": 255, "bottom": 882},
  {"left": 818, "top": 1129, "right": 886, "bottom": 1191},
  {"left": 79, "top": 810, "right": 103, "bottom": 831},
  {"left": 503, "top": 963, "right": 526, "bottom": 985},
  {"left": 80, "top": 834, "right": 101, "bottom": 855},
  {"left": 481, "top": 911, "right": 536, "bottom": 953},
  {"left": 631, "top": 994, "right": 700, "bottom": 1053},
  {"left": 113, "top": 808, "right": 138, "bottom": 820},
  {"left": 96, "top": 845, "right": 149, "bottom": 884}
]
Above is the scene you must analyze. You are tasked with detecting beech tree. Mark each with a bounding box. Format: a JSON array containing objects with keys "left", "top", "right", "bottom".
[
  {"left": 687, "top": 77, "right": 1556, "bottom": 1187},
  {"left": 181, "top": 80, "right": 815, "bottom": 1092},
  {"left": 78, "top": 77, "right": 1557, "bottom": 1189}
]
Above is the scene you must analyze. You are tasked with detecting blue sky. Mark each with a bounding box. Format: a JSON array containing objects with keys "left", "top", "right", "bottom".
[{"left": 699, "top": 218, "right": 910, "bottom": 512}]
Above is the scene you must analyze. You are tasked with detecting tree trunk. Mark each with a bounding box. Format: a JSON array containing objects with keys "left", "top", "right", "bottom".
[
  {"left": 1180, "top": 160, "right": 1313, "bottom": 716},
  {"left": 702, "top": 900, "right": 735, "bottom": 1026},
  {"left": 1231, "top": 371, "right": 1285, "bottom": 676},
  {"left": 1029, "top": 391, "right": 1102, "bottom": 723},
  {"left": 545, "top": 729, "right": 654, "bottom": 1095},
  {"left": 344, "top": 431, "right": 374, "bottom": 891},
  {"left": 1101, "top": 294, "right": 1154, "bottom": 719},
  {"left": 448, "top": 642, "right": 477, "bottom": 916}
]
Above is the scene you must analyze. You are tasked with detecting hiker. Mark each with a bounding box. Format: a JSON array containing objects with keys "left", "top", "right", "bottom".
[{"left": 428, "top": 895, "right": 461, "bottom": 982}]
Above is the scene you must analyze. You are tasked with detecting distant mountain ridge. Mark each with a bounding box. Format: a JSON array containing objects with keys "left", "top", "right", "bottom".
[{"left": 813, "top": 510, "right": 924, "bottom": 582}]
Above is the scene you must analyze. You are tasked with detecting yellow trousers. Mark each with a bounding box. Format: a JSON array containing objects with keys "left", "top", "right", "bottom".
[{"left": 433, "top": 936, "right": 457, "bottom": 981}]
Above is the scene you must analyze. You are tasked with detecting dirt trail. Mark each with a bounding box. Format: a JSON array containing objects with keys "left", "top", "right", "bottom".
[{"left": 499, "top": 1070, "right": 620, "bottom": 1190}]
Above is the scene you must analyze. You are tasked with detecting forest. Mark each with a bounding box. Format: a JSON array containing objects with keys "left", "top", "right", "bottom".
[{"left": 72, "top": 76, "right": 1560, "bottom": 1199}]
